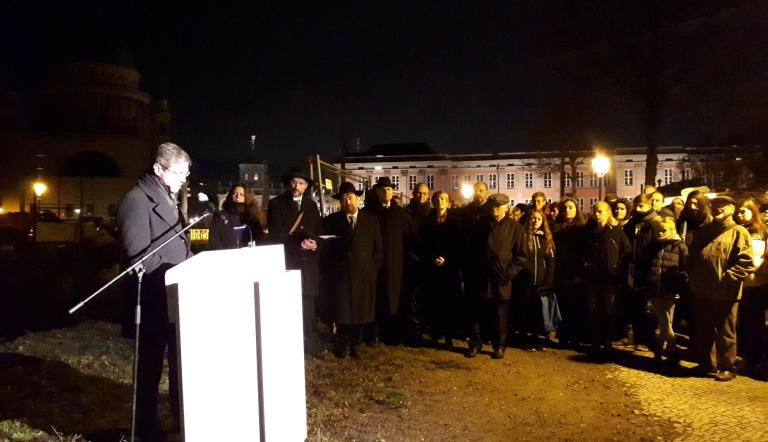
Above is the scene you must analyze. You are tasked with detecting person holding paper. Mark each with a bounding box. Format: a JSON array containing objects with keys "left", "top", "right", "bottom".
[
  {"left": 116, "top": 142, "right": 193, "bottom": 440},
  {"left": 267, "top": 166, "right": 323, "bottom": 355}
]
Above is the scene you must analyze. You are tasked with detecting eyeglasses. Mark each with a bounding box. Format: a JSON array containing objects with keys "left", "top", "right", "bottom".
[{"left": 160, "top": 164, "right": 190, "bottom": 179}]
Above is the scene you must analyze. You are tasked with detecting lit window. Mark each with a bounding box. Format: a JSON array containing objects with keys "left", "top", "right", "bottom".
[
  {"left": 450, "top": 175, "right": 458, "bottom": 190},
  {"left": 488, "top": 174, "right": 497, "bottom": 190}
]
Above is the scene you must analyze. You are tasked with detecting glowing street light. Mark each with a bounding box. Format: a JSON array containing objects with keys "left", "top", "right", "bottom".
[
  {"left": 591, "top": 153, "right": 610, "bottom": 201},
  {"left": 460, "top": 183, "right": 474, "bottom": 201},
  {"left": 32, "top": 181, "right": 47, "bottom": 241}
]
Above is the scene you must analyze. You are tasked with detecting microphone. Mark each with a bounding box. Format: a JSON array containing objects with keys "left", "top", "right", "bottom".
[
  {"left": 197, "top": 192, "right": 218, "bottom": 214},
  {"left": 233, "top": 225, "right": 256, "bottom": 247}
]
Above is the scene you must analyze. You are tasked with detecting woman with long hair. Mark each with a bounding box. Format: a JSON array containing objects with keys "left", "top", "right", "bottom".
[
  {"left": 735, "top": 198, "right": 768, "bottom": 373},
  {"left": 519, "top": 209, "right": 557, "bottom": 351},
  {"left": 209, "top": 184, "right": 265, "bottom": 249},
  {"left": 551, "top": 197, "right": 588, "bottom": 345}
]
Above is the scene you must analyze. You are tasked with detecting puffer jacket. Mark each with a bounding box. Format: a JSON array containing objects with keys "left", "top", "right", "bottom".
[
  {"left": 645, "top": 239, "right": 688, "bottom": 299},
  {"left": 689, "top": 218, "right": 754, "bottom": 301}
]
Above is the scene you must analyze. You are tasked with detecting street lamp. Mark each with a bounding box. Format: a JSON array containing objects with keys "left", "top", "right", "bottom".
[
  {"left": 32, "top": 181, "right": 47, "bottom": 241},
  {"left": 460, "top": 183, "right": 474, "bottom": 201},
  {"left": 591, "top": 154, "right": 610, "bottom": 202}
]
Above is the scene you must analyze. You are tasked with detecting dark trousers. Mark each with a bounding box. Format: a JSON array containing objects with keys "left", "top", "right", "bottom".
[
  {"left": 585, "top": 280, "right": 617, "bottom": 348},
  {"left": 302, "top": 295, "right": 318, "bottom": 347},
  {"left": 469, "top": 298, "right": 509, "bottom": 349},
  {"left": 739, "top": 285, "right": 768, "bottom": 366},
  {"left": 693, "top": 297, "right": 738, "bottom": 371},
  {"left": 556, "top": 280, "right": 587, "bottom": 342},
  {"left": 136, "top": 323, "right": 179, "bottom": 437},
  {"left": 336, "top": 324, "right": 364, "bottom": 352}
]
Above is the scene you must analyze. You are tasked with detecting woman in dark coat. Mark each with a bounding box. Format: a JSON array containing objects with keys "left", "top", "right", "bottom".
[
  {"left": 552, "top": 197, "right": 587, "bottom": 344},
  {"left": 209, "top": 184, "right": 265, "bottom": 249},
  {"left": 583, "top": 201, "right": 632, "bottom": 357},
  {"left": 519, "top": 209, "right": 556, "bottom": 351},
  {"left": 419, "top": 191, "right": 463, "bottom": 349}
]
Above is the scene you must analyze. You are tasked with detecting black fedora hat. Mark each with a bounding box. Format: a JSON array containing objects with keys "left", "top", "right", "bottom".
[
  {"left": 373, "top": 176, "right": 395, "bottom": 189},
  {"left": 281, "top": 166, "right": 315, "bottom": 186},
  {"left": 332, "top": 181, "right": 364, "bottom": 199}
]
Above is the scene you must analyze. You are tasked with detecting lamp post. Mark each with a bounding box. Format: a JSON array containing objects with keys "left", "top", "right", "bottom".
[
  {"left": 32, "top": 181, "right": 47, "bottom": 241},
  {"left": 591, "top": 154, "right": 610, "bottom": 202}
]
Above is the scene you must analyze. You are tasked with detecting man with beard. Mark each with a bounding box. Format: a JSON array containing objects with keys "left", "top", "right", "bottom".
[
  {"left": 116, "top": 142, "right": 193, "bottom": 440},
  {"left": 465, "top": 193, "right": 528, "bottom": 359},
  {"left": 689, "top": 196, "right": 754, "bottom": 381},
  {"left": 268, "top": 166, "right": 323, "bottom": 355},
  {"left": 364, "top": 176, "right": 417, "bottom": 344},
  {"left": 322, "top": 182, "right": 382, "bottom": 358}
]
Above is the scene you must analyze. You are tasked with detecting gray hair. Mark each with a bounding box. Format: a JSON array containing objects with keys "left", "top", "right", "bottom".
[{"left": 154, "top": 142, "right": 191, "bottom": 167}]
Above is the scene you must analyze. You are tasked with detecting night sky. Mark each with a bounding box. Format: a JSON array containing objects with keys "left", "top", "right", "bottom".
[{"left": 2, "top": 1, "right": 766, "bottom": 177}]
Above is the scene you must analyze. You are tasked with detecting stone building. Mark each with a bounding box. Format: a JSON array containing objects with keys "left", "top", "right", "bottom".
[
  {"left": 337, "top": 144, "right": 763, "bottom": 212},
  {"left": 0, "top": 55, "right": 171, "bottom": 219}
]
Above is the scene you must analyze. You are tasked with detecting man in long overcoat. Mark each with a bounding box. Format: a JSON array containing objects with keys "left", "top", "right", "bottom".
[
  {"left": 116, "top": 142, "right": 193, "bottom": 439},
  {"left": 322, "top": 182, "right": 383, "bottom": 358},
  {"left": 465, "top": 193, "right": 528, "bottom": 359},
  {"left": 364, "top": 176, "right": 417, "bottom": 344},
  {"left": 267, "top": 166, "right": 322, "bottom": 354}
]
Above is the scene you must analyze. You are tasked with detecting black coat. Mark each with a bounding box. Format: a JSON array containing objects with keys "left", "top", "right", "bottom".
[
  {"left": 365, "top": 203, "right": 417, "bottom": 316},
  {"left": 522, "top": 230, "right": 555, "bottom": 290},
  {"left": 117, "top": 172, "right": 192, "bottom": 274},
  {"left": 459, "top": 201, "right": 494, "bottom": 297},
  {"left": 267, "top": 191, "right": 322, "bottom": 297},
  {"left": 321, "top": 210, "right": 383, "bottom": 325},
  {"left": 209, "top": 207, "right": 264, "bottom": 249},
  {"left": 645, "top": 238, "right": 688, "bottom": 298},
  {"left": 584, "top": 224, "right": 632, "bottom": 282},
  {"left": 485, "top": 218, "right": 528, "bottom": 300},
  {"left": 116, "top": 172, "right": 192, "bottom": 328},
  {"left": 624, "top": 211, "right": 659, "bottom": 288},
  {"left": 552, "top": 221, "right": 587, "bottom": 283},
  {"left": 419, "top": 211, "right": 463, "bottom": 294}
]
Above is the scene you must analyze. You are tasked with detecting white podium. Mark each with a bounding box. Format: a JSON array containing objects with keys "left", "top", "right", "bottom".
[{"left": 165, "top": 245, "right": 307, "bottom": 442}]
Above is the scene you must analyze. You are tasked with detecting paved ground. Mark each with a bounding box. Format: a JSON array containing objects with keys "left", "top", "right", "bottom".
[{"left": 608, "top": 352, "right": 768, "bottom": 442}]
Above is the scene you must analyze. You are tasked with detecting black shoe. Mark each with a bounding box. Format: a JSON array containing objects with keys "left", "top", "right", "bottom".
[
  {"left": 333, "top": 343, "right": 349, "bottom": 359},
  {"left": 522, "top": 343, "right": 537, "bottom": 352},
  {"left": 465, "top": 344, "right": 480, "bottom": 358},
  {"left": 492, "top": 347, "right": 506, "bottom": 359}
]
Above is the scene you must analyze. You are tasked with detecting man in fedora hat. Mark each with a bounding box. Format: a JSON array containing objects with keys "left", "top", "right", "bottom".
[
  {"left": 689, "top": 195, "right": 754, "bottom": 381},
  {"left": 365, "top": 176, "right": 418, "bottom": 345},
  {"left": 268, "top": 165, "right": 323, "bottom": 355},
  {"left": 321, "top": 182, "right": 382, "bottom": 358}
]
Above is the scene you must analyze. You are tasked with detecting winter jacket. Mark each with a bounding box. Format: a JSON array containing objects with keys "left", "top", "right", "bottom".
[
  {"left": 645, "top": 239, "right": 688, "bottom": 299},
  {"left": 485, "top": 218, "right": 528, "bottom": 301},
  {"left": 689, "top": 218, "right": 754, "bottom": 301},
  {"left": 584, "top": 224, "right": 632, "bottom": 281},
  {"left": 522, "top": 230, "right": 555, "bottom": 291}
]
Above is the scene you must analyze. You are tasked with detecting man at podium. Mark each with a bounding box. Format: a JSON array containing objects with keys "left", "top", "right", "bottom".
[{"left": 117, "top": 142, "right": 193, "bottom": 439}]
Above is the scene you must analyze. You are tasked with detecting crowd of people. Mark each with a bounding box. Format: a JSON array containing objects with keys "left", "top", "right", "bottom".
[
  {"left": 116, "top": 144, "right": 765, "bottom": 439},
  {"left": 210, "top": 165, "right": 768, "bottom": 384}
]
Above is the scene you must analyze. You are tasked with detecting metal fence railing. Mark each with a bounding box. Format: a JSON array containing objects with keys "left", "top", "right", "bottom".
[{"left": 308, "top": 155, "right": 371, "bottom": 216}]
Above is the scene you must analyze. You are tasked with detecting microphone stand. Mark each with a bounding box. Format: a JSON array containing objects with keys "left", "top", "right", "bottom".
[
  {"left": 69, "top": 212, "right": 211, "bottom": 442},
  {"left": 233, "top": 224, "right": 256, "bottom": 247}
]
